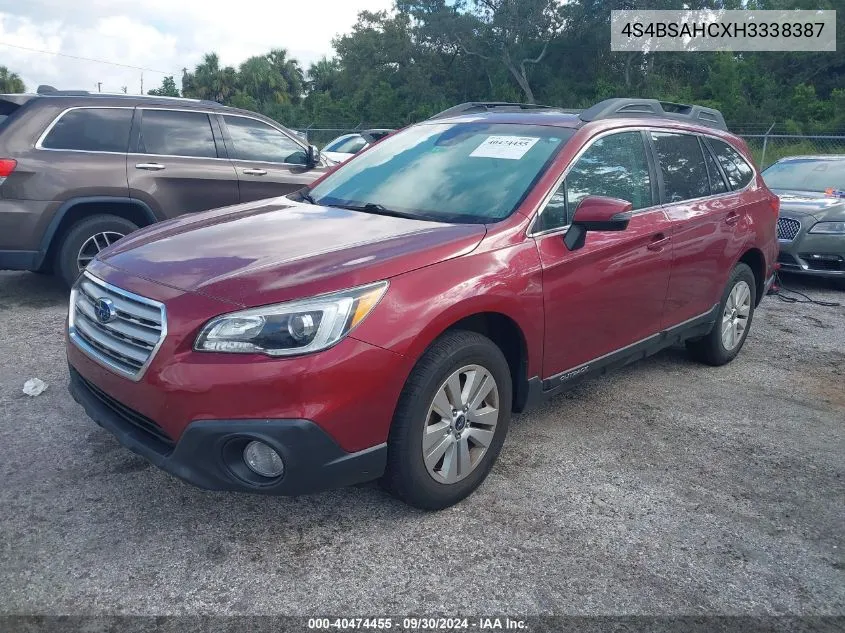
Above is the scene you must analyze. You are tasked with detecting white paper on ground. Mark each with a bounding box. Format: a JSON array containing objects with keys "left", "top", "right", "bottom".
[
  {"left": 469, "top": 135, "right": 540, "bottom": 160},
  {"left": 23, "top": 378, "right": 48, "bottom": 397}
]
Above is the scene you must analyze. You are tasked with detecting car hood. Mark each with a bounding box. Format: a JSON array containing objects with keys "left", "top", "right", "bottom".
[
  {"left": 99, "top": 198, "right": 486, "bottom": 307},
  {"left": 773, "top": 189, "right": 845, "bottom": 220}
]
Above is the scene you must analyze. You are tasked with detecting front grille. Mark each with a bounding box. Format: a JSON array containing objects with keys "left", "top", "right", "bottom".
[
  {"left": 69, "top": 272, "right": 166, "bottom": 381},
  {"left": 777, "top": 217, "right": 801, "bottom": 241},
  {"left": 75, "top": 370, "right": 174, "bottom": 449}
]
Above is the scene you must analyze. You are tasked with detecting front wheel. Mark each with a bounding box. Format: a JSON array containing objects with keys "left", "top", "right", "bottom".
[
  {"left": 383, "top": 330, "right": 512, "bottom": 510},
  {"left": 687, "top": 262, "right": 757, "bottom": 366}
]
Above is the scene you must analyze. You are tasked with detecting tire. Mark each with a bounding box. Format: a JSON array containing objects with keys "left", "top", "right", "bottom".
[
  {"left": 55, "top": 215, "right": 138, "bottom": 288},
  {"left": 686, "top": 262, "right": 757, "bottom": 366},
  {"left": 383, "top": 330, "right": 512, "bottom": 510}
]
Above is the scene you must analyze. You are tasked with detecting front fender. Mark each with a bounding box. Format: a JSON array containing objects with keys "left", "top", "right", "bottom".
[{"left": 351, "top": 241, "right": 545, "bottom": 379}]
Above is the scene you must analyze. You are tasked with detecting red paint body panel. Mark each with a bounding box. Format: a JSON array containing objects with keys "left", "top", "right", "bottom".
[{"left": 67, "top": 113, "right": 779, "bottom": 471}]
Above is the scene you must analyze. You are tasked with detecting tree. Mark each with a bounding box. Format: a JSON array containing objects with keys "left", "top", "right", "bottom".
[
  {"left": 148, "top": 76, "right": 179, "bottom": 97},
  {"left": 0, "top": 66, "right": 25, "bottom": 93},
  {"left": 182, "top": 53, "right": 238, "bottom": 103}
]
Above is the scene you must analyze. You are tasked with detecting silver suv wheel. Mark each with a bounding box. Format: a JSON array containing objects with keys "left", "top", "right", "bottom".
[{"left": 422, "top": 364, "right": 500, "bottom": 484}]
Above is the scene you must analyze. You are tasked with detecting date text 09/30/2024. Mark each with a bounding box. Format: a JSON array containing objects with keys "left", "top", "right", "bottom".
[{"left": 307, "top": 617, "right": 528, "bottom": 630}]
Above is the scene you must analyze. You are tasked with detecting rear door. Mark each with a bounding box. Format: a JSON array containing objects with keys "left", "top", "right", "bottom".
[
  {"left": 128, "top": 108, "right": 239, "bottom": 219},
  {"left": 651, "top": 131, "right": 749, "bottom": 326},
  {"left": 219, "top": 114, "right": 325, "bottom": 202}
]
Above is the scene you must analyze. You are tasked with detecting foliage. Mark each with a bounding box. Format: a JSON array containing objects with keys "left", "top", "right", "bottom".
[
  {"left": 158, "top": 0, "right": 845, "bottom": 133},
  {"left": 148, "top": 76, "right": 179, "bottom": 97},
  {"left": 0, "top": 66, "right": 25, "bottom": 94}
]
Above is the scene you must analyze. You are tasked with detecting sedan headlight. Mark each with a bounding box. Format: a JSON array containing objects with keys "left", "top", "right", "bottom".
[
  {"left": 809, "top": 221, "right": 845, "bottom": 234},
  {"left": 195, "top": 281, "right": 388, "bottom": 356}
]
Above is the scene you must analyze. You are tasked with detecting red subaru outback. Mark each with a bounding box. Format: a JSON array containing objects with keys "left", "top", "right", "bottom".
[{"left": 67, "top": 99, "right": 778, "bottom": 510}]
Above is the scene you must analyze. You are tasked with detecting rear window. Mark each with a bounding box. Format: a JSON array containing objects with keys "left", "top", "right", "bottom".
[
  {"left": 41, "top": 108, "right": 133, "bottom": 153},
  {"left": 708, "top": 138, "right": 754, "bottom": 190}
]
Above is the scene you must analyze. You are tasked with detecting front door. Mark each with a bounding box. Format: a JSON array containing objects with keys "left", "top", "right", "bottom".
[
  {"left": 220, "top": 114, "right": 325, "bottom": 202},
  {"left": 128, "top": 108, "right": 239, "bottom": 218},
  {"left": 532, "top": 130, "right": 672, "bottom": 379}
]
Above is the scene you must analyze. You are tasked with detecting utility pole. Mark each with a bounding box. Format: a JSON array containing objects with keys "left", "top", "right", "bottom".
[
  {"left": 97, "top": 82, "right": 102, "bottom": 93},
  {"left": 140, "top": 72, "right": 143, "bottom": 95}
]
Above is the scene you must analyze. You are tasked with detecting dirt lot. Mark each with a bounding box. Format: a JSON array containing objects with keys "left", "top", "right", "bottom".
[{"left": 0, "top": 270, "right": 843, "bottom": 617}]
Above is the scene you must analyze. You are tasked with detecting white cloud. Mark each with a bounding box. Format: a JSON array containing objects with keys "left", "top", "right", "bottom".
[{"left": 0, "top": 0, "right": 393, "bottom": 94}]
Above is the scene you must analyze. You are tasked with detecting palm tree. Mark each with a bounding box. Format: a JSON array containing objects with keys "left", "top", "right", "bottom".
[
  {"left": 182, "top": 53, "right": 237, "bottom": 104},
  {"left": 268, "top": 49, "right": 305, "bottom": 103},
  {"left": 0, "top": 67, "right": 26, "bottom": 93}
]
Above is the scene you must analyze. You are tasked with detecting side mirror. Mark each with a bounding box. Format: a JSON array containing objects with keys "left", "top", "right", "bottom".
[
  {"left": 564, "top": 196, "right": 632, "bottom": 251},
  {"left": 306, "top": 144, "right": 321, "bottom": 167}
]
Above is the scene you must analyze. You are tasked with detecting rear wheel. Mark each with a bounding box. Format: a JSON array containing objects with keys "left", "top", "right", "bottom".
[
  {"left": 383, "top": 330, "right": 512, "bottom": 510},
  {"left": 686, "top": 262, "right": 756, "bottom": 366},
  {"left": 55, "top": 215, "right": 138, "bottom": 288}
]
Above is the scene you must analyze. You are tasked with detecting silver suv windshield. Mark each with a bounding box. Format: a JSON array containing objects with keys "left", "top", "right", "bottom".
[
  {"left": 308, "top": 122, "right": 573, "bottom": 223},
  {"left": 763, "top": 158, "right": 845, "bottom": 193}
]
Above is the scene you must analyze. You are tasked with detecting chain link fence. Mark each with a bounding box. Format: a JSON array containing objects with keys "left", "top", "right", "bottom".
[{"left": 738, "top": 133, "right": 845, "bottom": 170}]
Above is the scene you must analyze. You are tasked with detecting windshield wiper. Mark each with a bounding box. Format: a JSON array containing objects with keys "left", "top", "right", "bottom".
[
  {"left": 334, "top": 202, "right": 420, "bottom": 220},
  {"left": 300, "top": 191, "right": 317, "bottom": 204}
]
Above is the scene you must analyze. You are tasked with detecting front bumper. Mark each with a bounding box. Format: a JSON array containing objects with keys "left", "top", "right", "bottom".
[
  {"left": 69, "top": 366, "right": 387, "bottom": 494},
  {"left": 778, "top": 215, "right": 845, "bottom": 278}
]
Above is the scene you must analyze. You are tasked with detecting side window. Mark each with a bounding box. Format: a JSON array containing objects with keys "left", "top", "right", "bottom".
[
  {"left": 139, "top": 110, "right": 217, "bottom": 158},
  {"left": 701, "top": 139, "right": 729, "bottom": 194},
  {"left": 536, "top": 131, "right": 652, "bottom": 233},
  {"left": 650, "top": 132, "right": 710, "bottom": 202},
  {"left": 709, "top": 138, "right": 754, "bottom": 190},
  {"left": 41, "top": 108, "right": 132, "bottom": 153},
  {"left": 223, "top": 116, "right": 307, "bottom": 164}
]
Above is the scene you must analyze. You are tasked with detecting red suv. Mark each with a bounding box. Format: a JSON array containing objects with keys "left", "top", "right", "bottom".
[{"left": 67, "top": 99, "right": 778, "bottom": 510}]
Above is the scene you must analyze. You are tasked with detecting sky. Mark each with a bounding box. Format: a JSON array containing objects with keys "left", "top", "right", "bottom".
[{"left": 0, "top": 0, "right": 394, "bottom": 94}]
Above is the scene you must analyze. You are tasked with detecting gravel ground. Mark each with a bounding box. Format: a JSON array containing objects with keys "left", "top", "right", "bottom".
[{"left": 0, "top": 270, "right": 843, "bottom": 617}]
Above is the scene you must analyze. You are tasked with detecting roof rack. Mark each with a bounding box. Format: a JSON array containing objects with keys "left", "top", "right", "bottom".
[
  {"left": 579, "top": 98, "right": 727, "bottom": 131},
  {"left": 34, "top": 85, "right": 220, "bottom": 107},
  {"left": 37, "top": 85, "right": 89, "bottom": 96},
  {"left": 428, "top": 102, "right": 554, "bottom": 120}
]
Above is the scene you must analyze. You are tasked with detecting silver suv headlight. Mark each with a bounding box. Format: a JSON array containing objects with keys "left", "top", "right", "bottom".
[
  {"left": 809, "top": 221, "right": 845, "bottom": 234},
  {"left": 195, "top": 281, "right": 388, "bottom": 356}
]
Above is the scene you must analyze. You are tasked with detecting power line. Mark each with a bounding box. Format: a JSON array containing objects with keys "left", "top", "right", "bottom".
[{"left": 0, "top": 41, "right": 177, "bottom": 75}]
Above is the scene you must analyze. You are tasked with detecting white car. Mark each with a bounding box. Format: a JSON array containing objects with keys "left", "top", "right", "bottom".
[{"left": 322, "top": 129, "right": 394, "bottom": 163}]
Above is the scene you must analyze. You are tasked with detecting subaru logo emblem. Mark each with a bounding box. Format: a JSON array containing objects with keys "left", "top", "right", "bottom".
[{"left": 94, "top": 297, "right": 117, "bottom": 324}]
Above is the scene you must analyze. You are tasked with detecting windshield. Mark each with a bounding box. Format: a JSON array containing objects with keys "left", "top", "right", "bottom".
[
  {"left": 762, "top": 159, "right": 845, "bottom": 193},
  {"left": 309, "top": 122, "right": 573, "bottom": 223}
]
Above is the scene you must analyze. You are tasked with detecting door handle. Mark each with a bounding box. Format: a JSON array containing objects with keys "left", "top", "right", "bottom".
[
  {"left": 242, "top": 168, "right": 268, "bottom": 176},
  {"left": 647, "top": 233, "right": 670, "bottom": 251},
  {"left": 135, "top": 163, "right": 165, "bottom": 171},
  {"left": 725, "top": 212, "right": 741, "bottom": 225}
]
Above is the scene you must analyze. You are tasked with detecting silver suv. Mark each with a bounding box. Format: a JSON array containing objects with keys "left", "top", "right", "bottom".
[{"left": 0, "top": 87, "right": 329, "bottom": 286}]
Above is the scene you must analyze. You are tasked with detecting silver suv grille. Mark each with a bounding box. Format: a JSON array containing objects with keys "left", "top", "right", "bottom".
[
  {"left": 777, "top": 217, "right": 801, "bottom": 241},
  {"left": 69, "top": 272, "right": 167, "bottom": 381}
]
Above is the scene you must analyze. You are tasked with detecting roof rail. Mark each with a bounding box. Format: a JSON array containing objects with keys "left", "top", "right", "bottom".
[
  {"left": 429, "top": 102, "right": 554, "bottom": 120},
  {"left": 579, "top": 98, "right": 727, "bottom": 131},
  {"left": 37, "top": 85, "right": 90, "bottom": 96}
]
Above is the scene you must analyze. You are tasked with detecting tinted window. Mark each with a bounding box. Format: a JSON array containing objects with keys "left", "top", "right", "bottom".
[
  {"left": 224, "top": 116, "right": 307, "bottom": 164},
  {"left": 139, "top": 110, "right": 217, "bottom": 158},
  {"left": 310, "top": 123, "right": 572, "bottom": 223},
  {"left": 702, "top": 141, "right": 729, "bottom": 194},
  {"left": 42, "top": 108, "right": 132, "bottom": 153},
  {"left": 763, "top": 159, "right": 845, "bottom": 192},
  {"left": 651, "top": 132, "right": 710, "bottom": 202},
  {"left": 326, "top": 135, "right": 367, "bottom": 154},
  {"left": 709, "top": 139, "right": 754, "bottom": 190},
  {"left": 536, "top": 131, "right": 652, "bottom": 232}
]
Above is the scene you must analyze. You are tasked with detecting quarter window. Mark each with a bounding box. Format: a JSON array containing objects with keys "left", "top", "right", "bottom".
[
  {"left": 702, "top": 141, "right": 729, "bottom": 194},
  {"left": 650, "top": 132, "right": 710, "bottom": 203},
  {"left": 41, "top": 108, "right": 133, "bottom": 153},
  {"left": 223, "top": 116, "right": 307, "bottom": 164},
  {"left": 709, "top": 139, "right": 754, "bottom": 190},
  {"left": 138, "top": 110, "right": 217, "bottom": 158},
  {"left": 535, "top": 131, "right": 652, "bottom": 232}
]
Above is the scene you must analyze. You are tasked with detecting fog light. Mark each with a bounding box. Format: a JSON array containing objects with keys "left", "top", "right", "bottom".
[{"left": 243, "top": 441, "right": 284, "bottom": 478}]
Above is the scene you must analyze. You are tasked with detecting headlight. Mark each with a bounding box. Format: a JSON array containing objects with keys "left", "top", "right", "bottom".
[
  {"left": 809, "top": 221, "right": 845, "bottom": 234},
  {"left": 195, "top": 281, "right": 388, "bottom": 356}
]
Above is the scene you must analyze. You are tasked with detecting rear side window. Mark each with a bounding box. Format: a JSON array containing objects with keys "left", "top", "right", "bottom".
[
  {"left": 650, "top": 132, "right": 710, "bottom": 202},
  {"left": 41, "top": 108, "right": 133, "bottom": 153},
  {"left": 139, "top": 110, "right": 217, "bottom": 158},
  {"left": 709, "top": 139, "right": 754, "bottom": 190}
]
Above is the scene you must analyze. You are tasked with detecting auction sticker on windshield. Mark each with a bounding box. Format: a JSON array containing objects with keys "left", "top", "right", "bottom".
[{"left": 470, "top": 136, "right": 540, "bottom": 160}]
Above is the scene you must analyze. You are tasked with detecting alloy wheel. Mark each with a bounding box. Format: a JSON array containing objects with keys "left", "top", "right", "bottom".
[
  {"left": 721, "top": 280, "right": 751, "bottom": 350},
  {"left": 77, "top": 231, "right": 125, "bottom": 272},
  {"left": 422, "top": 364, "right": 499, "bottom": 484}
]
